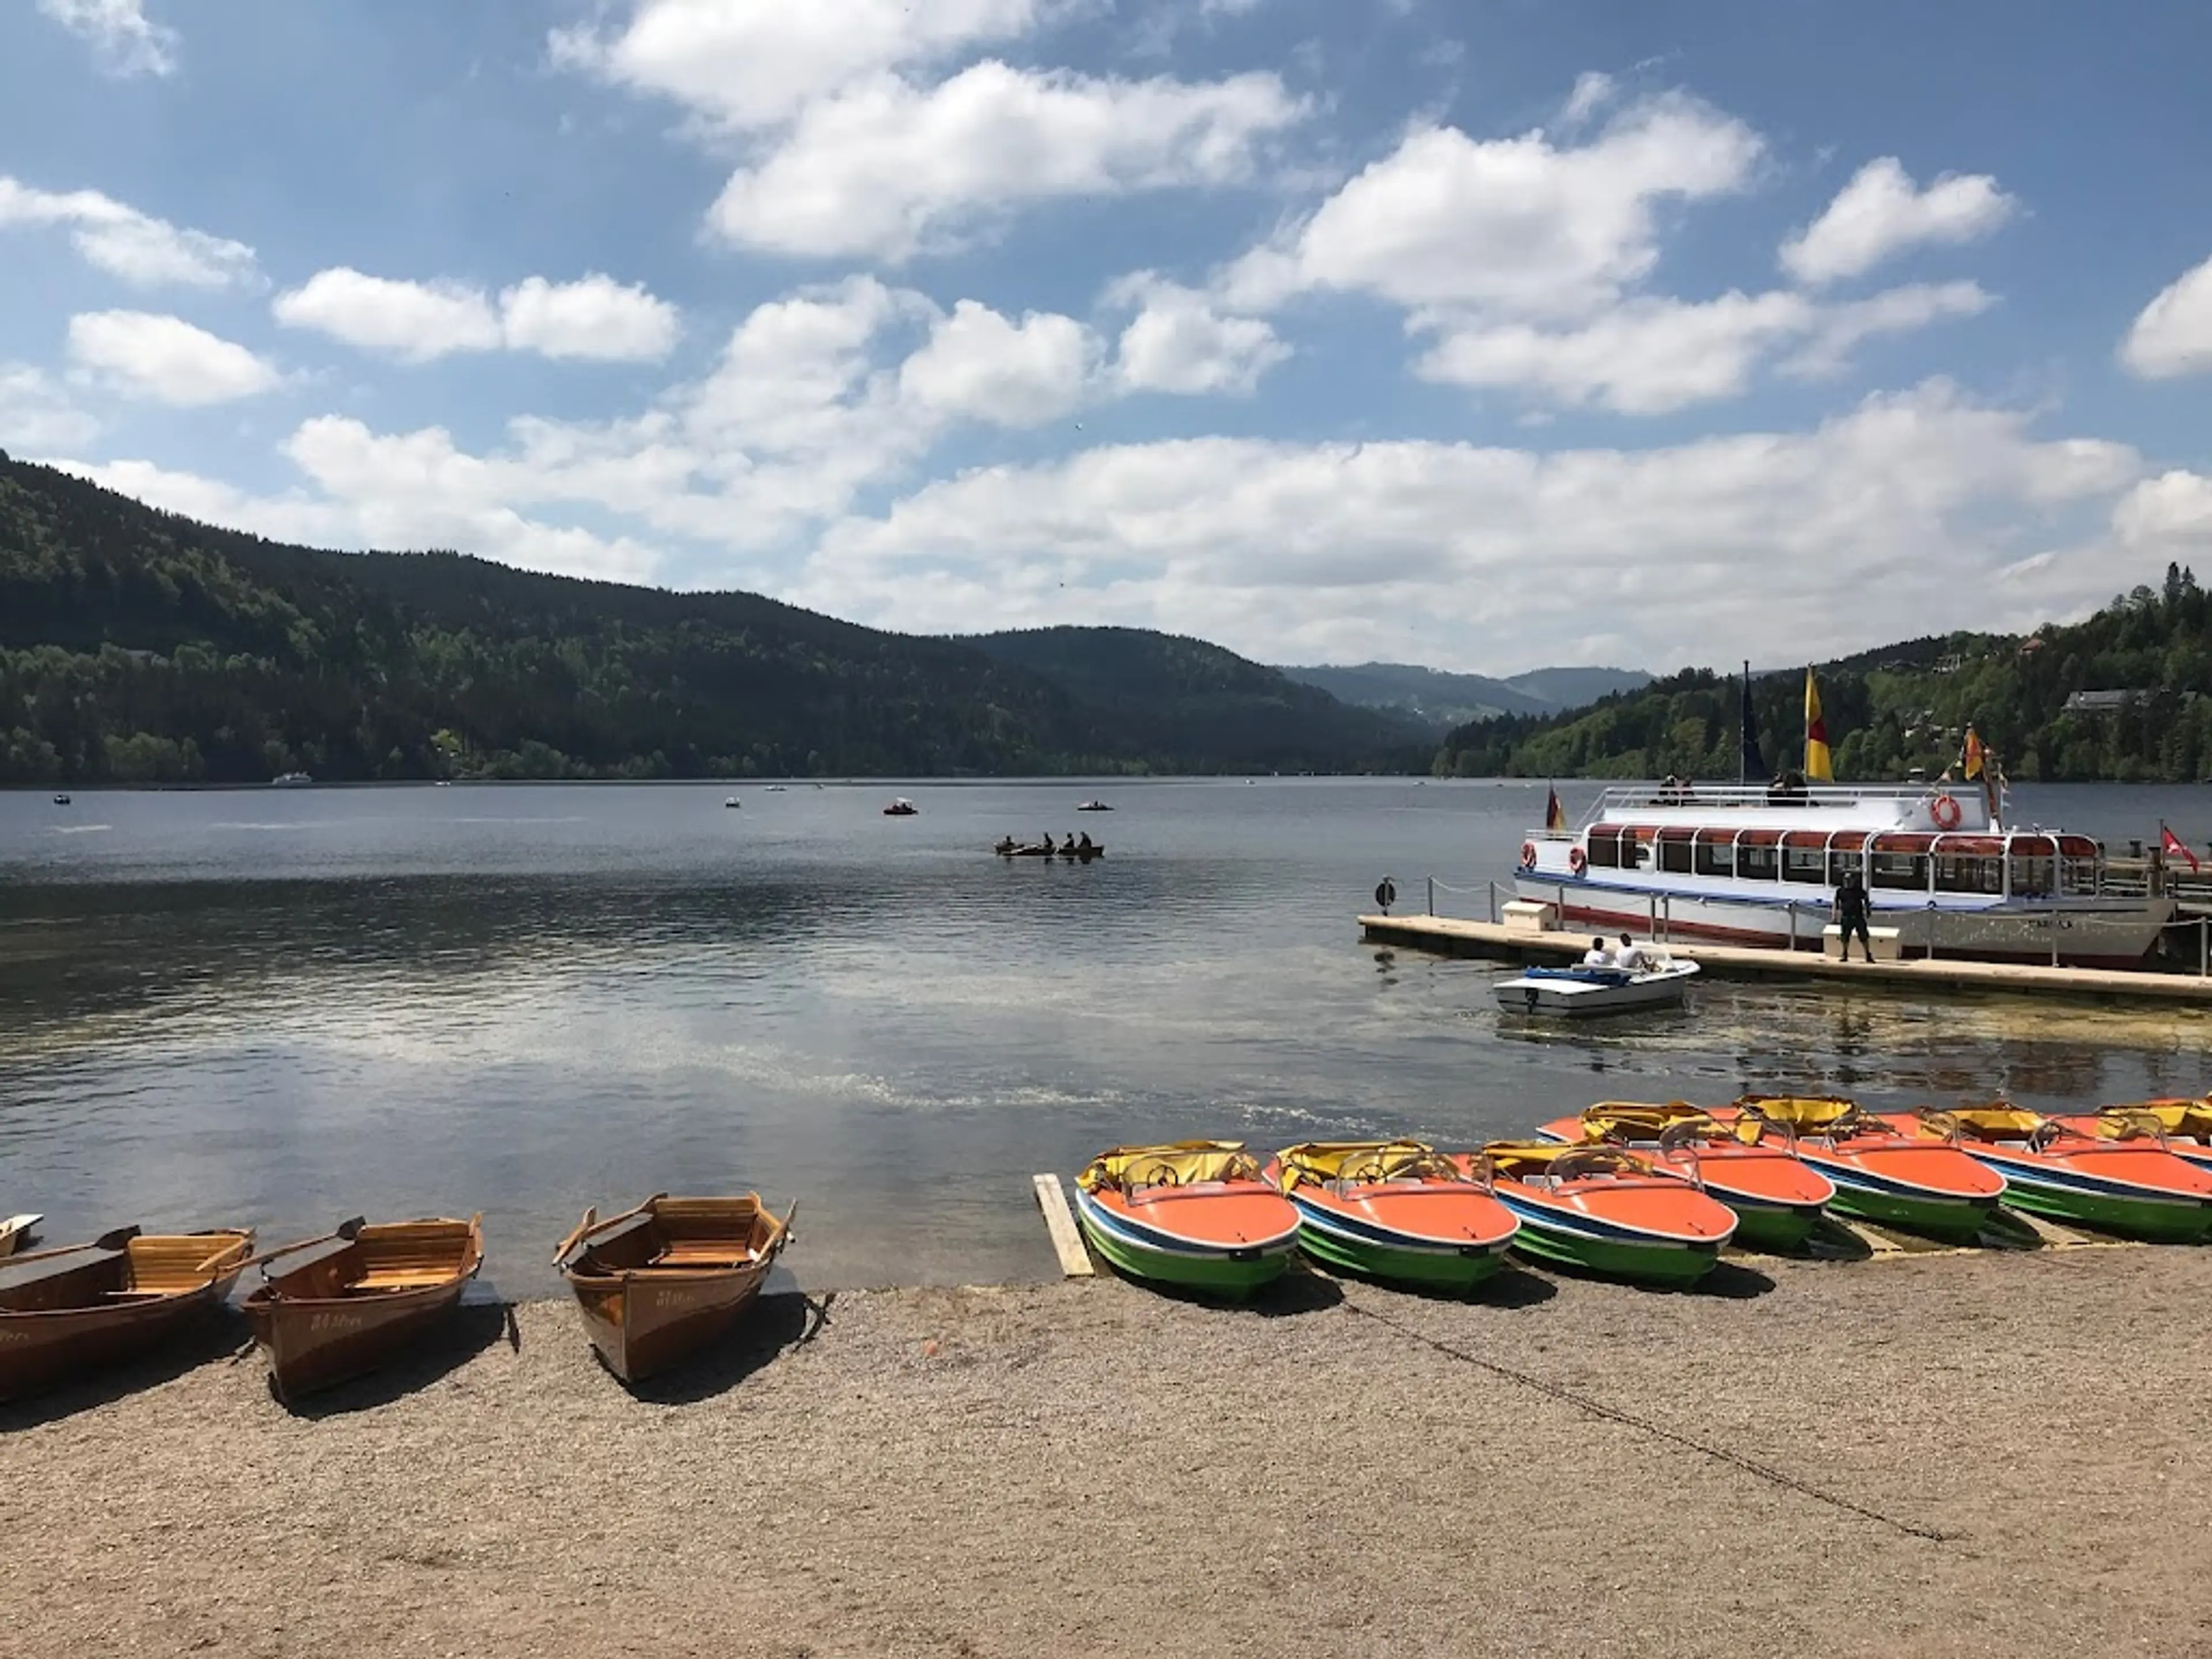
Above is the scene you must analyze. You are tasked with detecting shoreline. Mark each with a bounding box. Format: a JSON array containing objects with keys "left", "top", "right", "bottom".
[{"left": 6, "top": 1250, "right": 2210, "bottom": 1657}]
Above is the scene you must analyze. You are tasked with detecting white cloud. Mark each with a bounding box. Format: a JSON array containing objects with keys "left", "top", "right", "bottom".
[
  {"left": 551, "top": 0, "right": 1037, "bottom": 129},
  {"left": 898, "top": 300, "right": 1097, "bottom": 426},
  {"left": 1221, "top": 93, "right": 1763, "bottom": 320},
  {"left": 707, "top": 62, "right": 1306, "bottom": 261},
  {"left": 1109, "top": 275, "right": 1288, "bottom": 395},
  {"left": 0, "top": 364, "right": 100, "bottom": 450},
  {"left": 2119, "top": 253, "right": 2212, "bottom": 380},
  {"left": 1559, "top": 71, "right": 1615, "bottom": 127},
  {"left": 66, "top": 311, "right": 281, "bottom": 406},
  {"left": 0, "top": 175, "right": 258, "bottom": 289},
  {"left": 1782, "top": 280, "right": 1993, "bottom": 378},
  {"left": 2112, "top": 471, "right": 2212, "bottom": 548},
  {"left": 36, "top": 0, "right": 177, "bottom": 77},
  {"left": 787, "top": 382, "right": 2143, "bottom": 670},
  {"left": 1779, "top": 157, "right": 2016, "bottom": 286},
  {"left": 497, "top": 274, "right": 680, "bottom": 362},
  {"left": 274, "top": 268, "right": 679, "bottom": 364},
  {"left": 273, "top": 269, "right": 502, "bottom": 362}
]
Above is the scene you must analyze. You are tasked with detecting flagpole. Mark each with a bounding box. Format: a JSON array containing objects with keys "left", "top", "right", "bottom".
[{"left": 1740, "top": 661, "right": 1748, "bottom": 786}]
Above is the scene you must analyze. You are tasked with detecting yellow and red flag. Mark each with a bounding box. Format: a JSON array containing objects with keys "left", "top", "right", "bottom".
[
  {"left": 1803, "top": 667, "right": 1833, "bottom": 782},
  {"left": 1544, "top": 784, "right": 1566, "bottom": 831},
  {"left": 1962, "top": 726, "right": 1986, "bottom": 780}
]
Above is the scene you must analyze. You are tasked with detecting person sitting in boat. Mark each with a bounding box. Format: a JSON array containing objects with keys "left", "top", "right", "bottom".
[
  {"left": 1077, "top": 831, "right": 1093, "bottom": 851},
  {"left": 1041, "top": 831, "right": 1056, "bottom": 853},
  {"left": 1614, "top": 934, "right": 1652, "bottom": 972},
  {"left": 1580, "top": 935, "right": 1617, "bottom": 968}
]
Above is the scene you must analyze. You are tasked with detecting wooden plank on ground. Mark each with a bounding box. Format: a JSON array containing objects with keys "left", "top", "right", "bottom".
[{"left": 1032, "top": 1173, "right": 1094, "bottom": 1277}]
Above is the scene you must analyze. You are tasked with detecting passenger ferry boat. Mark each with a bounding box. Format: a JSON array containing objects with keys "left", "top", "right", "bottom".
[{"left": 1514, "top": 782, "right": 2174, "bottom": 968}]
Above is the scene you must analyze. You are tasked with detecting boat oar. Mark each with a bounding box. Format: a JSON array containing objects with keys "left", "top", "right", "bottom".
[
  {"left": 0, "top": 1224, "right": 142, "bottom": 1268},
  {"left": 778, "top": 1199, "right": 800, "bottom": 1249},
  {"left": 232, "top": 1216, "right": 366, "bottom": 1277}
]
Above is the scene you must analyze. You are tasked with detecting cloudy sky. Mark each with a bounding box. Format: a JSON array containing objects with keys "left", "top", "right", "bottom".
[{"left": 2, "top": 0, "right": 2209, "bottom": 674}]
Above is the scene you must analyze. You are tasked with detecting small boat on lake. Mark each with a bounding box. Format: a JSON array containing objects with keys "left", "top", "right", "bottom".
[
  {"left": 1077, "top": 800, "right": 1112, "bottom": 812},
  {"left": 1459, "top": 1143, "right": 1735, "bottom": 1286},
  {"left": 241, "top": 1215, "right": 483, "bottom": 1400},
  {"left": 1878, "top": 1104, "right": 2212, "bottom": 1243},
  {"left": 1264, "top": 1141, "right": 1517, "bottom": 1289},
  {"left": 1536, "top": 1103, "right": 1835, "bottom": 1251},
  {"left": 724, "top": 796, "right": 740, "bottom": 809},
  {"left": 1494, "top": 958, "right": 1699, "bottom": 1017},
  {"left": 0, "top": 1225, "right": 253, "bottom": 1402},
  {"left": 0, "top": 1213, "right": 39, "bottom": 1257},
  {"left": 1074, "top": 1142, "right": 1300, "bottom": 1298},
  {"left": 554, "top": 1193, "right": 794, "bottom": 1383},
  {"left": 271, "top": 771, "right": 312, "bottom": 786},
  {"left": 994, "top": 838, "right": 1104, "bottom": 860},
  {"left": 2056, "top": 1100, "right": 2212, "bottom": 1173},
  {"left": 51, "top": 793, "right": 70, "bottom": 805},
  {"left": 882, "top": 798, "right": 918, "bottom": 816},
  {"left": 1717, "top": 1097, "right": 2003, "bottom": 1241}
]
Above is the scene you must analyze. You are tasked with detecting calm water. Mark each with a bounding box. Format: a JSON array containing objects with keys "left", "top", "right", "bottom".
[{"left": 3, "top": 779, "right": 2208, "bottom": 1293}]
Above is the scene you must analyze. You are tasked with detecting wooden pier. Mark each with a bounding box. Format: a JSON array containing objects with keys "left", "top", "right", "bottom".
[{"left": 1359, "top": 912, "right": 2212, "bottom": 1006}]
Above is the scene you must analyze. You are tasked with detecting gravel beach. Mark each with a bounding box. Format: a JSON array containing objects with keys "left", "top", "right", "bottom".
[{"left": 5, "top": 1247, "right": 2209, "bottom": 1659}]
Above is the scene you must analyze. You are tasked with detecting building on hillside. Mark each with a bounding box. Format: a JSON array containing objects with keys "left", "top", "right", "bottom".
[{"left": 2063, "top": 690, "right": 2135, "bottom": 714}]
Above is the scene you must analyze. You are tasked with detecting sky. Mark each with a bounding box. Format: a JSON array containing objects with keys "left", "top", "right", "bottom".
[{"left": 1, "top": 0, "right": 2209, "bottom": 676}]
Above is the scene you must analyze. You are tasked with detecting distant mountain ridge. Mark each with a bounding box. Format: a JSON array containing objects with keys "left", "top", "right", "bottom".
[{"left": 1277, "top": 661, "right": 1652, "bottom": 730}]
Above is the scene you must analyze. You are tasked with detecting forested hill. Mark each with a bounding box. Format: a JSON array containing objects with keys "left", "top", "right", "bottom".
[
  {"left": 0, "top": 454, "right": 1426, "bottom": 783},
  {"left": 1435, "top": 568, "right": 2212, "bottom": 783},
  {"left": 967, "top": 628, "right": 1431, "bottom": 773}
]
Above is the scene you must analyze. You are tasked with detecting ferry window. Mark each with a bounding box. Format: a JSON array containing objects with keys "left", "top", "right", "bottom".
[
  {"left": 1827, "top": 851, "right": 1864, "bottom": 885},
  {"left": 1872, "top": 853, "right": 1929, "bottom": 891},
  {"left": 2061, "top": 857, "right": 2099, "bottom": 896},
  {"left": 1694, "top": 837, "right": 1733, "bottom": 877},
  {"left": 1658, "top": 836, "right": 1693, "bottom": 875},
  {"left": 1737, "top": 845, "right": 1778, "bottom": 881},
  {"left": 2010, "top": 855, "right": 2055, "bottom": 899},
  {"left": 1934, "top": 857, "right": 2001, "bottom": 896},
  {"left": 1585, "top": 830, "right": 1620, "bottom": 869},
  {"left": 1783, "top": 849, "right": 1825, "bottom": 884}
]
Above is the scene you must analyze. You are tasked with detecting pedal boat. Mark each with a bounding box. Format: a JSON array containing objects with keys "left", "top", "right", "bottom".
[
  {"left": 1537, "top": 1103, "right": 1835, "bottom": 1252},
  {"left": 1880, "top": 1104, "right": 2212, "bottom": 1243},
  {"left": 1263, "top": 1141, "right": 1518, "bottom": 1289},
  {"left": 1073, "top": 1142, "right": 1300, "bottom": 1298},
  {"left": 1452, "top": 1142, "right": 1735, "bottom": 1287},
  {"left": 1713, "top": 1097, "right": 2005, "bottom": 1243},
  {"left": 2056, "top": 1100, "right": 2212, "bottom": 1174},
  {"left": 0, "top": 1225, "right": 253, "bottom": 1401}
]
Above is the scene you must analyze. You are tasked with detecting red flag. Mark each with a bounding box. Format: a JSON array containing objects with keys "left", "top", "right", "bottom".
[
  {"left": 2162, "top": 824, "right": 2201, "bottom": 874},
  {"left": 1544, "top": 785, "right": 1566, "bottom": 832}
]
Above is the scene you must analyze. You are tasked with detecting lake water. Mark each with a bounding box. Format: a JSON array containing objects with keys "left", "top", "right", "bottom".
[{"left": 3, "top": 778, "right": 2207, "bottom": 1294}]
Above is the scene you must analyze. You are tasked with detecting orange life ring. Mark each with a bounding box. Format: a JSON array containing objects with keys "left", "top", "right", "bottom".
[
  {"left": 1930, "top": 792, "right": 1963, "bottom": 830},
  {"left": 1567, "top": 846, "right": 1588, "bottom": 875},
  {"left": 1519, "top": 842, "right": 1538, "bottom": 872}
]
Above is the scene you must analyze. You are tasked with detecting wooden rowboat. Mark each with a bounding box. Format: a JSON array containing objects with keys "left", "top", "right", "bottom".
[
  {"left": 0, "top": 1213, "right": 39, "bottom": 1257},
  {"left": 554, "top": 1194, "right": 794, "bottom": 1383},
  {"left": 0, "top": 1225, "right": 254, "bottom": 1402},
  {"left": 241, "top": 1215, "right": 483, "bottom": 1400}
]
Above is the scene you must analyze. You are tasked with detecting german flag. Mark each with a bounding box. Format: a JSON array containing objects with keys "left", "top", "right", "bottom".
[
  {"left": 1545, "top": 784, "right": 1566, "bottom": 831},
  {"left": 1804, "top": 667, "right": 1833, "bottom": 782}
]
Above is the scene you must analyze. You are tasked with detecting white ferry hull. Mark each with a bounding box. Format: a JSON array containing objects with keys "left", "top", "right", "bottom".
[{"left": 1513, "top": 876, "right": 2172, "bottom": 968}]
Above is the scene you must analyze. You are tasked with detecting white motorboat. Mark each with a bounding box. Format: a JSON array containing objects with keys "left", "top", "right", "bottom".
[
  {"left": 1494, "top": 959, "right": 1700, "bottom": 1017},
  {"left": 0, "top": 1214, "right": 41, "bottom": 1257}
]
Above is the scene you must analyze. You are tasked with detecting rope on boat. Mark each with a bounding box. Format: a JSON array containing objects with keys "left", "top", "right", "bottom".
[{"left": 1336, "top": 1296, "right": 1955, "bottom": 1543}]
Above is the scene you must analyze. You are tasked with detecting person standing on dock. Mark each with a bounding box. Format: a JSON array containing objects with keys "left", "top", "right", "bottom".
[{"left": 1834, "top": 869, "right": 1874, "bottom": 962}]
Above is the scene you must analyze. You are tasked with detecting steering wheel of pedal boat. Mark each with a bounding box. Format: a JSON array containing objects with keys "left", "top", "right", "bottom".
[
  {"left": 1915, "top": 1109, "right": 1962, "bottom": 1144},
  {"left": 1126, "top": 1159, "right": 1184, "bottom": 1193},
  {"left": 2099, "top": 1108, "right": 2168, "bottom": 1143},
  {"left": 1656, "top": 1119, "right": 1722, "bottom": 1155},
  {"left": 2027, "top": 1119, "right": 2080, "bottom": 1154},
  {"left": 1552, "top": 1147, "right": 1637, "bottom": 1183}
]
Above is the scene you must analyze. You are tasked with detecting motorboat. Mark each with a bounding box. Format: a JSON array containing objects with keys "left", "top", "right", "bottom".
[
  {"left": 1456, "top": 1143, "right": 1735, "bottom": 1287},
  {"left": 1714, "top": 1097, "right": 2003, "bottom": 1241},
  {"left": 1073, "top": 1142, "right": 1300, "bottom": 1298},
  {"left": 724, "top": 796, "right": 741, "bottom": 809},
  {"left": 882, "top": 798, "right": 919, "bottom": 816},
  {"left": 1264, "top": 1141, "right": 1517, "bottom": 1289},
  {"left": 1077, "top": 800, "right": 1112, "bottom": 812},
  {"left": 555, "top": 1193, "right": 794, "bottom": 1383},
  {"left": 1494, "top": 957, "right": 1699, "bottom": 1016},
  {"left": 1536, "top": 1103, "right": 1835, "bottom": 1251},
  {"left": 1878, "top": 1105, "right": 2212, "bottom": 1243},
  {"left": 0, "top": 1213, "right": 39, "bottom": 1256}
]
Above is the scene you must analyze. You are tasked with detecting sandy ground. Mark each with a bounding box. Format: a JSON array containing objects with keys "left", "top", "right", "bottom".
[{"left": 4, "top": 1248, "right": 2210, "bottom": 1659}]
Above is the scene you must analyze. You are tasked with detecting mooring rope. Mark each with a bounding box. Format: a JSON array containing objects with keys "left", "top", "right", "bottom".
[{"left": 1338, "top": 1295, "right": 1953, "bottom": 1543}]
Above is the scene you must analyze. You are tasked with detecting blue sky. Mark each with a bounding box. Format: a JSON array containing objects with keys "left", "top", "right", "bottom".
[{"left": 2, "top": 0, "right": 2208, "bottom": 673}]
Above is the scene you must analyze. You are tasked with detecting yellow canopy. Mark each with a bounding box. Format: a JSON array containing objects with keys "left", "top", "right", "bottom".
[
  {"left": 1580, "top": 1101, "right": 1756, "bottom": 1146},
  {"left": 1918, "top": 1103, "right": 2044, "bottom": 1142},
  {"left": 1736, "top": 1094, "right": 1862, "bottom": 1132},
  {"left": 1274, "top": 1140, "right": 1460, "bottom": 1191},
  {"left": 2098, "top": 1100, "right": 2212, "bottom": 1140},
  {"left": 1078, "top": 1141, "right": 1260, "bottom": 1194},
  {"left": 1481, "top": 1141, "right": 1647, "bottom": 1181}
]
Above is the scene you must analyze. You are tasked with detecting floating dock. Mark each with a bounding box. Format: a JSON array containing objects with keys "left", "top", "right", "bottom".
[
  {"left": 1358, "top": 912, "right": 2212, "bottom": 1006},
  {"left": 1031, "top": 1173, "right": 1094, "bottom": 1278}
]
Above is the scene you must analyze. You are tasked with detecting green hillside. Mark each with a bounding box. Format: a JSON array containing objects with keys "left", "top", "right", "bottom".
[
  {"left": 0, "top": 453, "right": 1421, "bottom": 784},
  {"left": 1435, "top": 571, "right": 2212, "bottom": 783}
]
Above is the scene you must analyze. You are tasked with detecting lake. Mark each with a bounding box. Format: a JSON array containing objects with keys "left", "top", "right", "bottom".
[{"left": 3, "top": 778, "right": 2207, "bottom": 1294}]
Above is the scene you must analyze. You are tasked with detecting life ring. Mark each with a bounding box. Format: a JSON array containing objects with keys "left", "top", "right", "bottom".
[
  {"left": 1930, "top": 792, "right": 1963, "bottom": 830},
  {"left": 1519, "top": 842, "right": 1538, "bottom": 872},
  {"left": 1567, "top": 846, "right": 1588, "bottom": 876}
]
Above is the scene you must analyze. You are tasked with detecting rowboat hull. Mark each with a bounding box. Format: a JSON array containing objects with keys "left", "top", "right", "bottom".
[
  {"left": 1072, "top": 1184, "right": 1297, "bottom": 1298},
  {"left": 242, "top": 1217, "right": 482, "bottom": 1400},
  {"left": 558, "top": 1195, "right": 791, "bottom": 1384},
  {"left": 1534, "top": 1119, "right": 1831, "bottom": 1252},
  {"left": 0, "top": 1229, "right": 252, "bottom": 1402},
  {"left": 569, "top": 1265, "right": 773, "bottom": 1382}
]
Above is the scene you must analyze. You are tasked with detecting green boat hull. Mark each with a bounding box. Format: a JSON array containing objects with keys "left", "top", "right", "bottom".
[
  {"left": 1508, "top": 1222, "right": 1719, "bottom": 1288},
  {"left": 1995, "top": 1182, "right": 2212, "bottom": 1244},
  {"left": 1825, "top": 1187, "right": 1995, "bottom": 1243},
  {"left": 1294, "top": 1224, "right": 1508, "bottom": 1290},
  {"left": 1713, "top": 1199, "right": 1822, "bottom": 1253},
  {"left": 1077, "top": 1214, "right": 1292, "bottom": 1298}
]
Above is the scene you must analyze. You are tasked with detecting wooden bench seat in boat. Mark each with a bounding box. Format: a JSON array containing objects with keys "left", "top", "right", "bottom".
[{"left": 0, "top": 1247, "right": 126, "bottom": 1304}]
